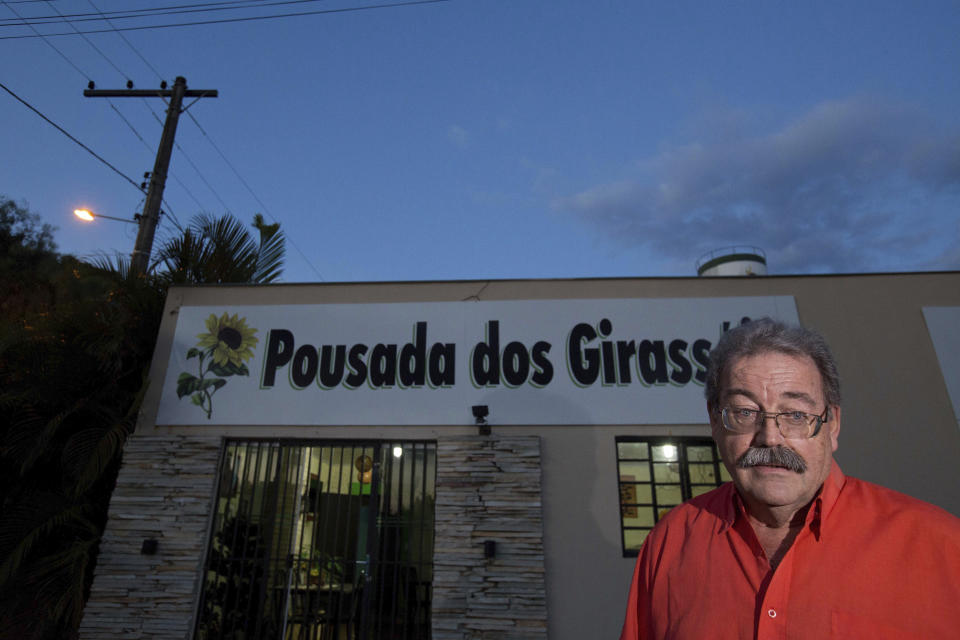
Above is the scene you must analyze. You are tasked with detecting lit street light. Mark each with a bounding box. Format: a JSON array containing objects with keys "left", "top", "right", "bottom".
[
  {"left": 73, "top": 208, "right": 138, "bottom": 225},
  {"left": 74, "top": 207, "right": 154, "bottom": 273}
]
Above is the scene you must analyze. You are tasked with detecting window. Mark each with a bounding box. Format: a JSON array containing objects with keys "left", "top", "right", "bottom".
[
  {"left": 194, "top": 440, "right": 436, "bottom": 640},
  {"left": 615, "top": 437, "right": 731, "bottom": 556}
]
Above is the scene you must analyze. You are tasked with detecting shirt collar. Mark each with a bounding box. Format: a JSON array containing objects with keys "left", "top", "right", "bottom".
[{"left": 717, "top": 460, "right": 847, "bottom": 539}]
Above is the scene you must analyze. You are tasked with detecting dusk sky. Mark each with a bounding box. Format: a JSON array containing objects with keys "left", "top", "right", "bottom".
[{"left": 3, "top": 0, "right": 959, "bottom": 282}]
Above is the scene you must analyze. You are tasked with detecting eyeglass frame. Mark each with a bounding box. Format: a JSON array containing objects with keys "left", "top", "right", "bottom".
[{"left": 717, "top": 405, "right": 830, "bottom": 439}]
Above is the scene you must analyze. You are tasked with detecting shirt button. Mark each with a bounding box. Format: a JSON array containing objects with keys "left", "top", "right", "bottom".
[{"left": 768, "top": 609, "right": 777, "bottom": 618}]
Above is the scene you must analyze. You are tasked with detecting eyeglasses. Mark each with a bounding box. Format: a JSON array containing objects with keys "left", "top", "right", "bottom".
[{"left": 719, "top": 406, "right": 829, "bottom": 439}]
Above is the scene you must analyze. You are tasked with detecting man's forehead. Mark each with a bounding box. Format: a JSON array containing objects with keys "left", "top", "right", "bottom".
[{"left": 721, "top": 350, "right": 823, "bottom": 400}]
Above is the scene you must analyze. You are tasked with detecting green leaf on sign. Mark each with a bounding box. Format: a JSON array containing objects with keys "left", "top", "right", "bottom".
[
  {"left": 191, "top": 393, "right": 203, "bottom": 405},
  {"left": 176, "top": 373, "right": 201, "bottom": 398},
  {"left": 186, "top": 347, "right": 202, "bottom": 360},
  {"left": 209, "top": 361, "right": 249, "bottom": 377},
  {"left": 201, "top": 378, "right": 228, "bottom": 393}
]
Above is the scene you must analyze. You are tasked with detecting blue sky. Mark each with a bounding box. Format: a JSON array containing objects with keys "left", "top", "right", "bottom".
[{"left": 3, "top": 0, "right": 959, "bottom": 282}]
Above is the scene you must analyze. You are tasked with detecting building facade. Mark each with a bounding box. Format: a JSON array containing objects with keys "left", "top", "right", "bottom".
[{"left": 79, "top": 272, "right": 960, "bottom": 639}]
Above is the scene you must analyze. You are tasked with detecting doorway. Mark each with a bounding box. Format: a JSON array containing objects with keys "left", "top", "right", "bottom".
[{"left": 193, "top": 439, "right": 437, "bottom": 640}]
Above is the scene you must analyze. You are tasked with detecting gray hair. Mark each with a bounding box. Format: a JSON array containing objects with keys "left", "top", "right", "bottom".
[{"left": 704, "top": 318, "right": 841, "bottom": 409}]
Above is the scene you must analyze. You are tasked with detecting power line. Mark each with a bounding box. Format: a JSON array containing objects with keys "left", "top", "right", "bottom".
[
  {"left": 7, "top": 1, "right": 335, "bottom": 279},
  {"left": 177, "top": 140, "right": 235, "bottom": 214},
  {"left": 0, "top": 0, "right": 163, "bottom": 201},
  {"left": 184, "top": 109, "right": 327, "bottom": 281},
  {"left": 84, "top": 0, "right": 164, "bottom": 83},
  {"left": 73, "top": 0, "right": 266, "bottom": 232},
  {"left": 139, "top": 101, "right": 214, "bottom": 218},
  {"left": 42, "top": 0, "right": 130, "bottom": 82},
  {"left": 0, "top": 0, "right": 453, "bottom": 39},
  {"left": 0, "top": 0, "right": 298, "bottom": 25},
  {"left": 0, "top": 81, "right": 144, "bottom": 192},
  {"left": 22, "top": 0, "right": 187, "bottom": 233},
  {"left": 1, "top": 0, "right": 91, "bottom": 80},
  {"left": 48, "top": 0, "right": 295, "bottom": 256}
]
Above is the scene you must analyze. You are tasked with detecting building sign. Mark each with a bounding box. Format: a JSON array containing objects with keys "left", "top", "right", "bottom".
[{"left": 156, "top": 297, "right": 799, "bottom": 426}]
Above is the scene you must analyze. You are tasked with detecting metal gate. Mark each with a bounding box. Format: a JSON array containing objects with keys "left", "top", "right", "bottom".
[{"left": 193, "top": 440, "right": 437, "bottom": 640}]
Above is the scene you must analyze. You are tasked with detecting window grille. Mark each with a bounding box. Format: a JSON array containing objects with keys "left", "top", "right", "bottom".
[
  {"left": 194, "top": 439, "right": 436, "bottom": 639},
  {"left": 615, "top": 437, "right": 730, "bottom": 556}
]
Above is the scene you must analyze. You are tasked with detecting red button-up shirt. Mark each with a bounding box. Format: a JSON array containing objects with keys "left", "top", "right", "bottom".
[{"left": 620, "top": 463, "right": 960, "bottom": 639}]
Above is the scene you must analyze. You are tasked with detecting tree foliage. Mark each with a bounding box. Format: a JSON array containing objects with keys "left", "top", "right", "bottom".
[
  {"left": 0, "top": 201, "right": 285, "bottom": 639},
  {"left": 0, "top": 197, "right": 58, "bottom": 319},
  {"left": 153, "top": 212, "right": 285, "bottom": 284}
]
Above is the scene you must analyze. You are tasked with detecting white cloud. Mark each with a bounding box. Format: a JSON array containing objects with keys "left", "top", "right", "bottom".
[
  {"left": 554, "top": 98, "right": 960, "bottom": 273},
  {"left": 447, "top": 124, "right": 469, "bottom": 148}
]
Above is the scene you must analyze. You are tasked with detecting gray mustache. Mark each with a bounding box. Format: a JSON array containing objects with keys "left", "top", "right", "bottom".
[{"left": 736, "top": 446, "right": 807, "bottom": 473}]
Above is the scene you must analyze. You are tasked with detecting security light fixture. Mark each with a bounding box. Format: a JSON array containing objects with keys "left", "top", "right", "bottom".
[
  {"left": 472, "top": 405, "right": 491, "bottom": 435},
  {"left": 472, "top": 405, "right": 489, "bottom": 423}
]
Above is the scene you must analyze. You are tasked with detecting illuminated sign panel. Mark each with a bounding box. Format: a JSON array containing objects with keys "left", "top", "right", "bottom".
[{"left": 157, "top": 297, "right": 799, "bottom": 425}]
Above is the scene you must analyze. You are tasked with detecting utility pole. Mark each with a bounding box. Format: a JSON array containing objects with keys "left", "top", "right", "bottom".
[{"left": 84, "top": 76, "right": 218, "bottom": 273}]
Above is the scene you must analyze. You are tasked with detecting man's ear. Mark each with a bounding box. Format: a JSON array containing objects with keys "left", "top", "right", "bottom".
[{"left": 827, "top": 405, "right": 841, "bottom": 452}]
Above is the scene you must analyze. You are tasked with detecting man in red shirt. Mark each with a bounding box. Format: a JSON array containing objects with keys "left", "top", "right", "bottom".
[{"left": 620, "top": 318, "right": 960, "bottom": 639}]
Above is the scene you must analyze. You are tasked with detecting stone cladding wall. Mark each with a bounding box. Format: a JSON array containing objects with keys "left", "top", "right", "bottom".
[
  {"left": 432, "top": 436, "right": 548, "bottom": 639},
  {"left": 79, "top": 433, "right": 547, "bottom": 639},
  {"left": 79, "top": 434, "right": 222, "bottom": 640}
]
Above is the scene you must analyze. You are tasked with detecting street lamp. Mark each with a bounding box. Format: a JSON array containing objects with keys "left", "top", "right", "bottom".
[
  {"left": 74, "top": 207, "right": 154, "bottom": 273},
  {"left": 73, "top": 208, "right": 138, "bottom": 225}
]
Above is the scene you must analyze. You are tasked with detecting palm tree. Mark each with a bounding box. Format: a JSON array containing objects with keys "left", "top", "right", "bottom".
[{"left": 153, "top": 212, "right": 285, "bottom": 285}]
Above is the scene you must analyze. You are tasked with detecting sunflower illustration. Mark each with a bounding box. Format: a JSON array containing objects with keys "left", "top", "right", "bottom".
[
  {"left": 196, "top": 312, "right": 259, "bottom": 368},
  {"left": 177, "top": 313, "right": 259, "bottom": 419}
]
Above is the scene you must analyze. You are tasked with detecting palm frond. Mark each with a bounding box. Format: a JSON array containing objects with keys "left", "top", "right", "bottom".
[
  {"left": 252, "top": 214, "right": 286, "bottom": 283},
  {"left": 196, "top": 213, "right": 259, "bottom": 282},
  {"left": 152, "top": 212, "right": 286, "bottom": 284},
  {"left": 3, "top": 403, "right": 82, "bottom": 477},
  {"left": 86, "top": 251, "right": 131, "bottom": 278},
  {"left": 0, "top": 515, "right": 98, "bottom": 637},
  {"left": 0, "top": 494, "right": 90, "bottom": 590},
  {"left": 63, "top": 379, "right": 146, "bottom": 496}
]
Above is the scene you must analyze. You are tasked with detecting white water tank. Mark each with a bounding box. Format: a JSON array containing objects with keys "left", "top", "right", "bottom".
[{"left": 696, "top": 247, "right": 767, "bottom": 276}]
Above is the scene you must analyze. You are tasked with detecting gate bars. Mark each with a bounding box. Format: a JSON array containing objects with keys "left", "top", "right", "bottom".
[{"left": 194, "top": 440, "right": 437, "bottom": 640}]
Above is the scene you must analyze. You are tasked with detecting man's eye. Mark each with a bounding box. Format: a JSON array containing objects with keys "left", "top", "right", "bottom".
[
  {"left": 783, "top": 411, "right": 806, "bottom": 424},
  {"left": 736, "top": 408, "right": 755, "bottom": 418}
]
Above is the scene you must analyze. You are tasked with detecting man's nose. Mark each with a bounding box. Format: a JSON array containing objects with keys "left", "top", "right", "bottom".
[{"left": 751, "top": 413, "right": 785, "bottom": 446}]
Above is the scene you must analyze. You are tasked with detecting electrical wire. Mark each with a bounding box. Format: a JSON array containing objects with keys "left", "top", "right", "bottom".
[
  {"left": 0, "top": 0, "right": 452, "bottom": 39},
  {"left": 85, "top": 0, "right": 164, "bottom": 83},
  {"left": 1, "top": 0, "right": 310, "bottom": 26},
  {"left": 24, "top": 0, "right": 188, "bottom": 232},
  {"left": 4, "top": 0, "right": 371, "bottom": 280},
  {"left": 49, "top": 0, "right": 286, "bottom": 251},
  {"left": 1, "top": 0, "right": 91, "bottom": 80},
  {"left": 3, "top": 1, "right": 191, "bottom": 234},
  {"left": 66, "top": 0, "right": 321, "bottom": 278},
  {"left": 77, "top": 0, "right": 258, "bottom": 233},
  {"left": 0, "top": 81, "right": 144, "bottom": 193},
  {"left": 42, "top": 0, "right": 130, "bottom": 82},
  {"left": 177, "top": 140, "right": 235, "bottom": 214},
  {"left": 184, "top": 109, "right": 327, "bottom": 281},
  {"left": 139, "top": 101, "right": 220, "bottom": 219}
]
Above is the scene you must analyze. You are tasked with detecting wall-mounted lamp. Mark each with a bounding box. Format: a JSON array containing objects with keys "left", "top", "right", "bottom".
[
  {"left": 472, "top": 404, "right": 490, "bottom": 435},
  {"left": 483, "top": 540, "right": 496, "bottom": 559}
]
